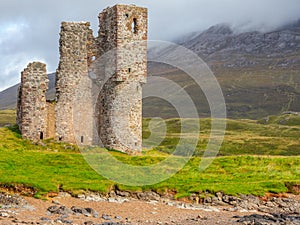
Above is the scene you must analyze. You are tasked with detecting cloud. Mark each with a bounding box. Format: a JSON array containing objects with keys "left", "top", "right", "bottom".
[{"left": 0, "top": 0, "right": 299, "bottom": 91}]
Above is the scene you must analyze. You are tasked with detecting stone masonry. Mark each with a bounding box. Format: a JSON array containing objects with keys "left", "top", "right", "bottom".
[
  {"left": 96, "top": 5, "right": 147, "bottom": 152},
  {"left": 17, "top": 4, "right": 148, "bottom": 153},
  {"left": 55, "top": 22, "right": 96, "bottom": 144},
  {"left": 17, "top": 62, "right": 49, "bottom": 141}
]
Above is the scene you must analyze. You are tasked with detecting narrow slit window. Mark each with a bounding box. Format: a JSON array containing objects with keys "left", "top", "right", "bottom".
[
  {"left": 132, "top": 18, "right": 137, "bottom": 33},
  {"left": 40, "top": 132, "right": 44, "bottom": 140},
  {"left": 128, "top": 68, "right": 131, "bottom": 73},
  {"left": 81, "top": 136, "right": 84, "bottom": 144}
]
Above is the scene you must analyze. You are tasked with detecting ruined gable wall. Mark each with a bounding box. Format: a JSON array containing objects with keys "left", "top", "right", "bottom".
[
  {"left": 55, "top": 22, "right": 96, "bottom": 144},
  {"left": 17, "top": 62, "right": 48, "bottom": 141}
]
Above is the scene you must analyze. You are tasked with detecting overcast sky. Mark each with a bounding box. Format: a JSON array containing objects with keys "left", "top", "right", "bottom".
[{"left": 0, "top": 0, "right": 300, "bottom": 91}]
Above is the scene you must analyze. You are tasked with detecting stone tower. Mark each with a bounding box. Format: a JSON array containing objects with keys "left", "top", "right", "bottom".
[
  {"left": 16, "top": 4, "right": 148, "bottom": 154},
  {"left": 17, "top": 62, "right": 49, "bottom": 141},
  {"left": 97, "top": 4, "right": 148, "bottom": 152}
]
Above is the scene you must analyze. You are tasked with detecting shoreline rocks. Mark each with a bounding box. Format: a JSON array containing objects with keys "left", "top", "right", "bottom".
[{"left": 0, "top": 191, "right": 299, "bottom": 224}]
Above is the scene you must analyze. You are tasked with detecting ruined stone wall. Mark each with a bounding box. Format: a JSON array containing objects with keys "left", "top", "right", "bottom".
[
  {"left": 97, "top": 4, "right": 148, "bottom": 152},
  {"left": 17, "top": 4, "right": 148, "bottom": 153},
  {"left": 46, "top": 102, "right": 56, "bottom": 139},
  {"left": 55, "top": 22, "right": 96, "bottom": 144},
  {"left": 17, "top": 62, "right": 49, "bottom": 141}
]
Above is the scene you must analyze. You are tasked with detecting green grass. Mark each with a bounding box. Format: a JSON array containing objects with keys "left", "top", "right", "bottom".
[
  {"left": 143, "top": 116, "right": 300, "bottom": 156},
  {"left": 0, "top": 123, "right": 299, "bottom": 197},
  {"left": 0, "top": 110, "right": 299, "bottom": 197}
]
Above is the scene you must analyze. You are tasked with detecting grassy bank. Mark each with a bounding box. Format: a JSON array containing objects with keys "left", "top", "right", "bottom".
[
  {"left": 0, "top": 110, "right": 299, "bottom": 197},
  {"left": 0, "top": 124, "right": 299, "bottom": 197}
]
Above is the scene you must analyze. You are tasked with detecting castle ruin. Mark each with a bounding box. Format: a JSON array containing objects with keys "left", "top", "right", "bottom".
[{"left": 17, "top": 4, "right": 148, "bottom": 153}]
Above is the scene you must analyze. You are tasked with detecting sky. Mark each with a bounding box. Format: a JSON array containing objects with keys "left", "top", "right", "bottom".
[{"left": 0, "top": 0, "right": 300, "bottom": 91}]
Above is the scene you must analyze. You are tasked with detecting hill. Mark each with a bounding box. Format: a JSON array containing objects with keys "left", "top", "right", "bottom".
[
  {"left": 0, "top": 22, "right": 299, "bottom": 119},
  {"left": 0, "top": 73, "right": 56, "bottom": 110},
  {"left": 144, "top": 21, "right": 300, "bottom": 119}
]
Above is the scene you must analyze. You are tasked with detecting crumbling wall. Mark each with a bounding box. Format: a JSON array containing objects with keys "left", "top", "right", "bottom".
[
  {"left": 17, "top": 4, "right": 148, "bottom": 153},
  {"left": 55, "top": 22, "right": 96, "bottom": 144},
  {"left": 97, "top": 4, "right": 148, "bottom": 153},
  {"left": 17, "top": 62, "right": 49, "bottom": 141}
]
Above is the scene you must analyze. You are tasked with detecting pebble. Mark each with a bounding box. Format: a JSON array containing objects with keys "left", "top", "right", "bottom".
[
  {"left": 0, "top": 212, "right": 10, "bottom": 217},
  {"left": 52, "top": 200, "right": 61, "bottom": 205},
  {"left": 102, "top": 214, "right": 112, "bottom": 220}
]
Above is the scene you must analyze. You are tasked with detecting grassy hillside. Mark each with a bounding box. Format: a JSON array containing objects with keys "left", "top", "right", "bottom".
[
  {"left": 0, "top": 110, "right": 299, "bottom": 197},
  {"left": 2, "top": 110, "right": 299, "bottom": 156},
  {"left": 144, "top": 115, "right": 300, "bottom": 156},
  {"left": 143, "top": 66, "right": 300, "bottom": 119}
]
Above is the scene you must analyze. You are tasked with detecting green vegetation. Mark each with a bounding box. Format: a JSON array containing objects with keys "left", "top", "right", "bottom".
[
  {"left": 0, "top": 110, "right": 16, "bottom": 127},
  {"left": 144, "top": 116, "right": 300, "bottom": 156},
  {"left": 143, "top": 67, "right": 300, "bottom": 119},
  {"left": 0, "top": 110, "right": 299, "bottom": 197}
]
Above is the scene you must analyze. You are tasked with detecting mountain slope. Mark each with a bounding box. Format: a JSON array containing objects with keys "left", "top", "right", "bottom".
[
  {"left": 0, "top": 84, "right": 20, "bottom": 110},
  {"left": 0, "top": 73, "right": 56, "bottom": 110},
  {"left": 144, "top": 22, "right": 300, "bottom": 118},
  {"left": 0, "top": 22, "right": 300, "bottom": 119}
]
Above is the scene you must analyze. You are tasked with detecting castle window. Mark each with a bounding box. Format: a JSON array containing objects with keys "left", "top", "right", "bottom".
[
  {"left": 125, "top": 13, "right": 129, "bottom": 18},
  {"left": 81, "top": 136, "right": 84, "bottom": 144},
  {"left": 128, "top": 68, "right": 131, "bottom": 73},
  {"left": 40, "top": 132, "right": 44, "bottom": 140},
  {"left": 92, "top": 56, "right": 96, "bottom": 61},
  {"left": 59, "top": 137, "right": 62, "bottom": 141},
  {"left": 132, "top": 18, "right": 137, "bottom": 33}
]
